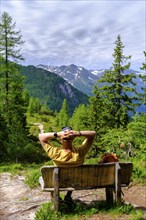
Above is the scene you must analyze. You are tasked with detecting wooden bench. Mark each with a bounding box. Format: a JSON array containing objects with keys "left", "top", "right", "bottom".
[{"left": 40, "top": 162, "right": 133, "bottom": 211}]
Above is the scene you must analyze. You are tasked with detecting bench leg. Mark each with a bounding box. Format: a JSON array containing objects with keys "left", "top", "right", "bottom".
[
  {"left": 106, "top": 188, "right": 113, "bottom": 206},
  {"left": 115, "top": 189, "right": 121, "bottom": 206},
  {"left": 53, "top": 168, "right": 60, "bottom": 211},
  {"left": 51, "top": 191, "right": 54, "bottom": 203},
  {"left": 51, "top": 191, "right": 60, "bottom": 211},
  {"left": 115, "top": 163, "right": 122, "bottom": 206}
]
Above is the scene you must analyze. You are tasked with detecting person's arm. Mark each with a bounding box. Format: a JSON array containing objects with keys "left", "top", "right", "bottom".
[
  {"left": 38, "top": 131, "right": 63, "bottom": 147},
  {"left": 39, "top": 130, "right": 96, "bottom": 146},
  {"left": 78, "top": 130, "right": 96, "bottom": 146},
  {"left": 38, "top": 131, "right": 63, "bottom": 160},
  {"left": 75, "top": 130, "right": 96, "bottom": 156},
  {"left": 59, "top": 130, "right": 96, "bottom": 140},
  {"left": 77, "top": 130, "right": 96, "bottom": 139}
]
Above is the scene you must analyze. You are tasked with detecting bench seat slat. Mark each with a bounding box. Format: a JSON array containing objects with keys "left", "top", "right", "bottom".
[{"left": 42, "top": 185, "right": 116, "bottom": 192}]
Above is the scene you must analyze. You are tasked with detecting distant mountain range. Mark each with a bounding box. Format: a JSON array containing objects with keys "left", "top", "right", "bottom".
[
  {"left": 19, "top": 64, "right": 145, "bottom": 114},
  {"left": 20, "top": 65, "right": 88, "bottom": 114},
  {"left": 37, "top": 64, "right": 144, "bottom": 96}
]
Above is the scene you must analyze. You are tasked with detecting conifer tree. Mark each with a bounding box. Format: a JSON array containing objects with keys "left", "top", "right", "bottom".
[
  {"left": 57, "top": 99, "right": 69, "bottom": 128},
  {"left": 69, "top": 104, "right": 90, "bottom": 131},
  {"left": 98, "top": 35, "right": 140, "bottom": 128},
  {"left": 27, "top": 97, "right": 42, "bottom": 116},
  {"left": 0, "top": 11, "right": 24, "bottom": 113},
  {"left": 0, "top": 12, "right": 28, "bottom": 161}
]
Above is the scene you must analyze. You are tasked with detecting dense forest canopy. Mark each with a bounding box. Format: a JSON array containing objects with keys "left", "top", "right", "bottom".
[{"left": 0, "top": 12, "right": 145, "bottom": 183}]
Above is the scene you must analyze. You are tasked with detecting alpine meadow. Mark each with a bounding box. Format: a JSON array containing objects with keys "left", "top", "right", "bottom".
[{"left": 0, "top": 11, "right": 146, "bottom": 220}]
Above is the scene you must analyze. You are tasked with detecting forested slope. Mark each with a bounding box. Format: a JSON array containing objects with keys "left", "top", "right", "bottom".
[{"left": 20, "top": 65, "right": 88, "bottom": 113}]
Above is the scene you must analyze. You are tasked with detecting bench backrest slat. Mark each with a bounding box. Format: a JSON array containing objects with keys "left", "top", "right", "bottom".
[
  {"left": 119, "top": 163, "right": 133, "bottom": 185},
  {"left": 59, "top": 164, "right": 115, "bottom": 188},
  {"left": 41, "top": 162, "right": 133, "bottom": 190}
]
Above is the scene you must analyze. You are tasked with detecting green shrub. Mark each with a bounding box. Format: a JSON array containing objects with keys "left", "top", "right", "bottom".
[
  {"left": 0, "top": 163, "right": 24, "bottom": 174},
  {"left": 131, "top": 158, "right": 146, "bottom": 183},
  {"left": 25, "top": 168, "right": 41, "bottom": 188}
]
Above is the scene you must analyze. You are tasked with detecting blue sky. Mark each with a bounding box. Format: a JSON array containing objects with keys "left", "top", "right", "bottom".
[{"left": 1, "top": 0, "right": 145, "bottom": 71}]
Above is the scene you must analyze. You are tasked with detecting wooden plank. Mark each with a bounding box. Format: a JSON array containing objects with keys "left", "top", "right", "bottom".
[
  {"left": 59, "top": 164, "right": 116, "bottom": 189},
  {"left": 41, "top": 164, "right": 117, "bottom": 189},
  {"left": 119, "top": 163, "right": 133, "bottom": 185},
  {"left": 95, "top": 164, "right": 115, "bottom": 186},
  {"left": 43, "top": 187, "right": 75, "bottom": 192},
  {"left": 41, "top": 166, "right": 54, "bottom": 188},
  {"left": 115, "top": 163, "right": 122, "bottom": 206},
  {"left": 53, "top": 168, "right": 60, "bottom": 211},
  {"left": 87, "top": 165, "right": 96, "bottom": 187}
]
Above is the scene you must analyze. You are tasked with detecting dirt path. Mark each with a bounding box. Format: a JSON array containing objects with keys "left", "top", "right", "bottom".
[
  {"left": 0, "top": 173, "right": 146, "bottom": 220},
  {"left": 0, "top": 173, "right": 51, "bottom": 220}
]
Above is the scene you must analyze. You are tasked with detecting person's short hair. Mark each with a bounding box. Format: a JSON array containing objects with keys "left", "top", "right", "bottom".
[{"left": 62, "top": 126, "right": 72, "bottom": 131}]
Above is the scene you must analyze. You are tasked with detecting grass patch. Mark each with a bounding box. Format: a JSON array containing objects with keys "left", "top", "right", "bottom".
[
  {"left": 35, "top": 200, "right": 143, "bottom": 220},
  {"left": 0, "top": 163, "right": 41, "bottom": 188},
  {"left": 0, "top": 161, "right": 53, "bottom": 188},
  {"left": 0, "top": 163, "right": 25, "bottom": 175},
  {"left": 24, "top": 168, "right": 41, "bottom": 188}
]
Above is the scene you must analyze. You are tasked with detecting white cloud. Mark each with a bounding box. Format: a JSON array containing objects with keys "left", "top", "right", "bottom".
[{"left": 1, "top": 0, "right": 145, "bottom": 70}]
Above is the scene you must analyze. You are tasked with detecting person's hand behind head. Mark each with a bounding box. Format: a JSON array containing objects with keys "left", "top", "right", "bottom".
[{"left": 60, "top": 129, "right": 76, "bottom": 142}]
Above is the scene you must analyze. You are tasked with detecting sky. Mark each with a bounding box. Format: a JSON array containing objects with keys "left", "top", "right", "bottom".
[{"left": 0, "top": 0, "right": 146, "bottom": 71}]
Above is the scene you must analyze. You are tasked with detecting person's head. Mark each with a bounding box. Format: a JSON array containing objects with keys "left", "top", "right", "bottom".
[
  {"left": 62, "top": 126, "right": 72, "bottom": 132},
  {"left": 61, "top": 126, "right": 74, "bottom": 147}
]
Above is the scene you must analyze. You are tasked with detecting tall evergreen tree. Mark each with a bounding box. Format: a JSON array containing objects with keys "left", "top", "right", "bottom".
[
  {"left": 98, "top": 35, "right": 140, "bottom": 128},
  {"left": 89, "top": 85, "right": 108, "bottom": 132},
  {"left": 57, "top": 99, "right": 69, "bottom": 128},
  {"left": 69, "top": 104, "right": 90, "bottom": 131},
  {"left": 87, "top": 85, "right": 110, "bottom": 155},
  {"left": 0, "top": 11, "right": 24, "bottom": 112},
  {"left": 27, "top": 97, "right": 42, "bottom": 116},
  {"left": 0, "top": 12, "right": 28, "bottom": 162}
]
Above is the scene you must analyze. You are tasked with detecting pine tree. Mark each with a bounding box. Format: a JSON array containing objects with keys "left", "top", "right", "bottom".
[
  {"left": 27, "top": 97, "right": 42, "bottom": 116},
  {"left": 69, "top": 104, "right": 90, "bottom": 131},
  {"left": 0, "top": 11, "right": 24, "bottom": 112},
  {"left": 98, "top": 35, "right": 140, "bottom": 128},
  {"left": 0, "top": 12, "right": 28, "bottom": 162},
  {"left": 57, "top": 99, "right": 69, "bottom": 128}
]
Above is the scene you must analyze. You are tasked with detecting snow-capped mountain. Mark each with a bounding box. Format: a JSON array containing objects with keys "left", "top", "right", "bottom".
[
  {"left": 37, "top": 64, "right": 144, "bottom": 96},
  {"left": 37, "top": 64, "right": 103, "bottom": 95},
  {"left": 90, "top": 69, "right": 106, "bottom": 76}
]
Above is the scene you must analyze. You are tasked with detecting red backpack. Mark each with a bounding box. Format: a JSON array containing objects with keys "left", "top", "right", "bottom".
[{"left": 98, "top": 153, "right": 119, "bottom": 164}]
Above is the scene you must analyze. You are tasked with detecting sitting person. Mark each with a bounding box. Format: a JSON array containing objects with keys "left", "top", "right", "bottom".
[
  {"left": 38, "top": 126, "right": 96, "bottom": 201},
  {"left": 38, "top": 126, "right": 96, "bottom": 167}
]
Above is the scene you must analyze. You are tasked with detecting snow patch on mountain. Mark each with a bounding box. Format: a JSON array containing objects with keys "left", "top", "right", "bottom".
[{"left": 37, "top": 63, "right": 144, "bottom": 98}]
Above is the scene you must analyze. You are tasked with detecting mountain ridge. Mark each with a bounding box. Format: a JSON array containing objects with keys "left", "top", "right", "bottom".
[
  {"left": 37, "top": 64, "right": 144, "bottom": 96},
  {"left": 20, "top": 65, "right": 88, "bottom": 114},
  {"left": 19, "top": 64, "right": 145, "bottom": 114}
]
